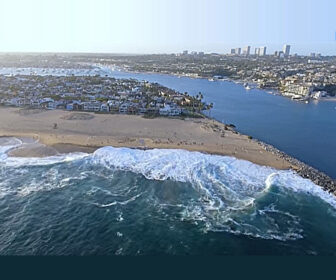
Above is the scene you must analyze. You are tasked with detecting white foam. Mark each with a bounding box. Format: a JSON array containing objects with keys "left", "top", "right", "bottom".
[
  {"left": 2, "top": 143, "right": 335, "bottom": 209},
  {"left": 266, "top": 172, "right": 336, "bottom": 209},
  {"left": 92, "top": 146, "right": 336, "bottom": 209},
  {"left": 0, "top": 137, "right": 89, "bottom": 167},
  {"left": 1, "top": 143, "right": 336, "bottom": 240},
  {"left": 0, "top": 137, "right": 23, "bottom": 161},
  {"left": 3, "top": 153, "right": 89, "bottom": 168},
  {"left": 93, "top": 193, "right": 143, "bottom": 208}
]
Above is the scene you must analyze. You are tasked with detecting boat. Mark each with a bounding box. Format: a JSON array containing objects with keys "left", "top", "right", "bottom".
[{"left": 244, "top": 83, "right": 251, "bottom": 90}]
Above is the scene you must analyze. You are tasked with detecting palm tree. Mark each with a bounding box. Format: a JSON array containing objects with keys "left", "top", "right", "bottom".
[
  {"left": 197, "top": 92, "right": 203, "bottom": 112},
  {"left": 191, "top": 95, "right": 196, "bottom": 113},
  {"left": 206, "top": 102, "right": 213, "bottom": 117}
]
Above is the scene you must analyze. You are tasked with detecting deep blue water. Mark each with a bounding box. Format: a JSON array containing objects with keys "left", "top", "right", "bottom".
[
  {"left": 108, "top": 70, "right": 336, "bottom": 178},
  {"left": 1, "top": 143, "right": 336, "bottom": 255}
]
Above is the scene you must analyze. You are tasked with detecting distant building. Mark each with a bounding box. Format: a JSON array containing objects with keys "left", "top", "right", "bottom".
[
  {"left": 182, "top": 50, "right": 188, "bottom": 55},
  {"left": 259, "top": 46, "right": 267, "bottom": 56},
  {"left": 255, "top": 47, "right": 266, "bottom": 56},
  {"left": 242, "top": 46, "right": 251, "bottom": 56},
  {"left": 230, "top": 48, "right": 235, "bottom": 55},
  {"left": 283, "top": 45, "right": 291, "bottom": 56},
  {"left": 235, "top": 48, "right": 241, "bottom": 55}
]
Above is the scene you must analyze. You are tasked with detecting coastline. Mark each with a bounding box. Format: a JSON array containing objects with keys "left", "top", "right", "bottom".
[
  {"left": 1, "top": 106, "right": 335, "bottom": 196},
  {"left": 0, "top": 107, "right": 294, "bottom": 171},
  {"left": 111, "top": 65, "right": 336, "bottom": 102}
]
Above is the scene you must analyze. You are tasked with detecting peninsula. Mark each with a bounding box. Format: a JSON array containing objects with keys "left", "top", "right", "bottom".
[
  {"left": 1, "top": 107, "right": 336, "bottom": 198},
  {"left": 1, "top": 107, "right": 290, "bottom": 169}
]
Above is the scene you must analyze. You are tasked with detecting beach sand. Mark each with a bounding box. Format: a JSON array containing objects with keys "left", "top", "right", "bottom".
[{"left": 0, "top": 107, "right": 296, "bottom": 170}]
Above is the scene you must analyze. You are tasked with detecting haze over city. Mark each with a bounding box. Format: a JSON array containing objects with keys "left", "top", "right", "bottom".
[{"left": 0, "top": 0, "right": 335, "bottom": 55}]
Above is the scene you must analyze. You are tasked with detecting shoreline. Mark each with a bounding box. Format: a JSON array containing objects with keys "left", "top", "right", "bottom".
[
  {"left": 111, "top": 65, "right": 336, "bottom": 102},
  {"left": 254, "top": 140, "right": 336, "bottom": 196},
  {"left": 4, "top": 133, "right": 336, "bottom": 197},
  {"left": 0, "top": 107, "right": 295, "bottom": 171},
  {"left": 0, "top": 107, "right": 335, "bottom": 196}
]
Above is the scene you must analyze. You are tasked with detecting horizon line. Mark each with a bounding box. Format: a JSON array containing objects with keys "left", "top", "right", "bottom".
[{"left": 0, "top": 50, "right": 334, "bottom": 57}]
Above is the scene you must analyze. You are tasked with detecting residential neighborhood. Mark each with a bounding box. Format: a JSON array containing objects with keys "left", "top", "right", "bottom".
[
  {"left": 101, "top": 52, "right": 336, "bottom": 101},
  {"left": 0, "top": 73, "right": 204, "bottom": 117}
]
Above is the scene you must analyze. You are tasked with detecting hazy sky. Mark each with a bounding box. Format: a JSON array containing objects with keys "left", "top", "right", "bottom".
[{"left": 0, "top": 0, "right": 335, "bottom": 54}]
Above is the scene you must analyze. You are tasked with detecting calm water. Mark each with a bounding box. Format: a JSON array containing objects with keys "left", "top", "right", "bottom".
[{"left": 108, "top": 69, "right": 336, "bottom": 179}]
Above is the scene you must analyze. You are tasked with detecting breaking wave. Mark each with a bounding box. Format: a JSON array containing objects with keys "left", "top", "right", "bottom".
[
  {"left": 92, "top": 147, "right": 336, "bottom": 209},
  {"left": 1, "top": 139, "right": 336, "bottom": 241}
]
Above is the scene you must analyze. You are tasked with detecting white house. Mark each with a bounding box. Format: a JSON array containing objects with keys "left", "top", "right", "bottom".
[
  {"left": 119, "top": 103, "right": 129, "bottom": 114},
  {"left": 100, "top": 103, "right": 109, "bottom": 112},
  {"left": 159, "top": 105, "right": 182, "bottom": 116},
  {"left": 83, "top": 101, "right": 101, "bottom": 112},
  {"left": 47, "top": 102, "right": 57, "bottom": 110}
]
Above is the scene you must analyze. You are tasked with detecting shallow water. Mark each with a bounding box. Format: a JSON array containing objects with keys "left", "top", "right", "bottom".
[{"left": 1, "top": 138, "right": 336, "bottom": 255}]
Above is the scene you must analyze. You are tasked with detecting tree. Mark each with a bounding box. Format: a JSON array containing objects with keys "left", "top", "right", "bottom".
[
  {"left": 197, "top": 92, "right": 204, "bottom": 112},
  {"left": 206, "top": 102, "right": 213, "bottom": 117}
]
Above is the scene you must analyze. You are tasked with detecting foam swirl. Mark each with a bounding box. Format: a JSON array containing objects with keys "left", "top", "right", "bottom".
[{"left": 1, "top": 141, "right": 336, "bottom": 241}]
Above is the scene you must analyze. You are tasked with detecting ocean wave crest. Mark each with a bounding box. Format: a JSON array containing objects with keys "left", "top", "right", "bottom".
[
  {"left": 1, "top": 142, "right": 336, "bottom": 241},
  {"left": 92, "top": 146, "right": 336, "bottom": 209}
]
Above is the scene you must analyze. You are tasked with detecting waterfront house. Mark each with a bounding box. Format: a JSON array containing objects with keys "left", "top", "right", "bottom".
[
  {"left": 83, "top": 101, "right": 101, "bottom": 112},
  {"left": 66, "top": 103, "right": 74, "bottom": 111},
  {"left": 56, "top": 101, "right": 66, "bottom": 110},
  {"left": 127, "top": 104, "right": 138, "bottom": 114},
  {"left": 47, "top": 101, "right": 57, "bottom": 110},
  {"left": 138, "top": 107, "right": 147, "bottom": 114},
  {"left": 30, "top": 100, "right": 40, "bottom": 108},
  {"left": 159, "top": 105, "right": 182, "bottom": 116},
  {"left": 119, "top": 103, "right": 129, "bottom": 114},
  {"left": 100, "top": 103, "right": 109, "bottom": 112}
]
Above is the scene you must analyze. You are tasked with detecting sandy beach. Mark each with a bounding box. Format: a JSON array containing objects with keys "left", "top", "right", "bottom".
[{"left": 0, "top": 107, "right": 296, "bottom": 170}]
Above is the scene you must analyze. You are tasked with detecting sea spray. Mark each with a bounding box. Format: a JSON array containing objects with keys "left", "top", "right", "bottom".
[
  {"left": 1, "top": 140, "right": 336, "bottom": 244},
  {"left": 92, "top": 146, "right": 336, "bottom": 209}
]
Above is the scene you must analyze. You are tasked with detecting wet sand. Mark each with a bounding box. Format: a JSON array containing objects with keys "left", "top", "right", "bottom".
[{"left": 0, "top": 107, "right": 296, "bottom": 170}]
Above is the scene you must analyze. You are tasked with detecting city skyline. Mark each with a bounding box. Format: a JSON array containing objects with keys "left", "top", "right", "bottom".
[{"left": 0, "top": 0, "right": 335, "bottom": 55}]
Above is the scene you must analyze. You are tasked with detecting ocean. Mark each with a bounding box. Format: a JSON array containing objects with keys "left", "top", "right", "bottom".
[{"left": 1, "top": 137, "right": 336, "bottom": 255}]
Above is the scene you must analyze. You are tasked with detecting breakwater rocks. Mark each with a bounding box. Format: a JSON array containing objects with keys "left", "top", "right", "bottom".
[
  {"left": 204, "top": 117, "right": 336, "bottom": 196},
  {"left": 256, "top": 140, "right": 336, "bottom": 196}
]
